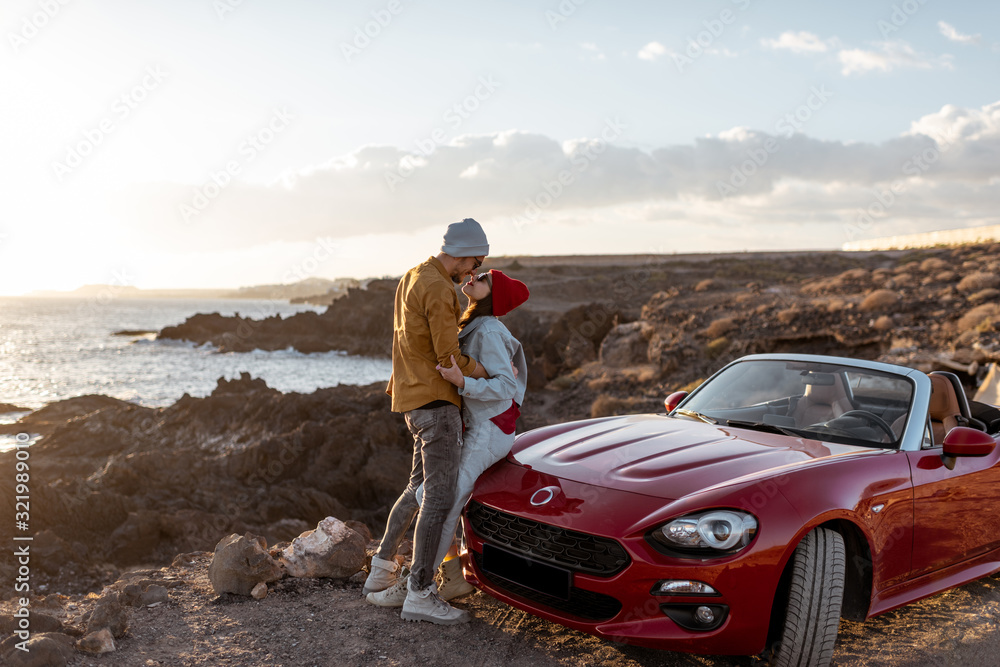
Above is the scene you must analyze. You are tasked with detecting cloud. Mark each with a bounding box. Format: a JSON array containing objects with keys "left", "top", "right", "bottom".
[
  {"left": 580, "top": 42, "right": 606, "bottom": 61},
  {"left": 838, "top": 41, "right": 952, "bottom": 76},
  {"left": 761, "top": 31, "right": 830, "bottom": 54},
  {"left": 938, "top": 21, "right": 981, "bottom": 45},
  {"left": 705, "top": 47, "right": 739, "bottom": 58},
  {"left": 906, "top": 101, "right": 1000, "bottom": 150},
  {"left": 108, "top": 101, "right": 1000, "bottom": 253},
  {"left": 637, "top": 41, "right": 667, "bottom": 61}
]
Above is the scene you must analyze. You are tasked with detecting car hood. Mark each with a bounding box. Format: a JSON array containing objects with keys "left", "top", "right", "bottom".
[{"left": 510, "top": 414, "right": 882, "bottom": 500}]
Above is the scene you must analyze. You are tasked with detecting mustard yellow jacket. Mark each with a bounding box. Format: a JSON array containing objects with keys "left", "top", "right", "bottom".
[{"left": 386, "top": 257, "right": 478, "bottom": 412}]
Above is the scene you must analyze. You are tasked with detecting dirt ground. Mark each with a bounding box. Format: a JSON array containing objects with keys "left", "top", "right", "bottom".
[{"left": 56, "top": 553, "right": 1000, "bottom": 667}]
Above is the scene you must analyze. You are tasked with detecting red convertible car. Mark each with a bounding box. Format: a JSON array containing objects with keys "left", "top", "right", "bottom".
[{"left": 461, "top": 354, "right": 1000, "bottom": 666}]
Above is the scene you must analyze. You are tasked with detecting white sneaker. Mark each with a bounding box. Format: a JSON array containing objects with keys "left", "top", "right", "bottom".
[
  {"left": 437, "top": 557, "right": 475, "bottom": 601},
  {"left": 362, "top": 556, "right": 400, "bottom": 595},
  {"left": 400, "top": 579, "right": 471, "bottom": 625},
  {"left": 366, "top": 573, "right": 409, "bottom": 607}
]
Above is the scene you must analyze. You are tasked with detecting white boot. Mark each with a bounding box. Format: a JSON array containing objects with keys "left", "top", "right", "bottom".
[
  {"left": 400, "top": 578, "right": 471, "bottom": 625},
  {"left": 362, "top": 555, "right": 400, "bottom": 595},
  {"left": 437, "top": 557, "right": 475, "bottom": 601},
  {"left": 366, "top": 572, "right": 409, "bottom": 607}
]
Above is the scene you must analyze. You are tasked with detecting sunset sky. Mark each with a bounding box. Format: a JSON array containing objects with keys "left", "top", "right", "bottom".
[{"left": 2, "top": 0, "right": 998, "bottom": 295}]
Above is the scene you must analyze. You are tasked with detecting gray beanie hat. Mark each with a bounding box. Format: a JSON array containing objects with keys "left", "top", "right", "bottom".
[{"left": 441, "top": 218, "right": 489, "bottom": 257}]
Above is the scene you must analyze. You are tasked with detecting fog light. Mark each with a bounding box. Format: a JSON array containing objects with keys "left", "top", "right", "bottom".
[
  {"left": 694, "top": 605, "right": 715, "bottom": 624},
  {"left": 651, "top": 580, "right": 718, "bottom": 596},
  {"left": 660, "top": 603, "right": 729, "bottom": 631}
]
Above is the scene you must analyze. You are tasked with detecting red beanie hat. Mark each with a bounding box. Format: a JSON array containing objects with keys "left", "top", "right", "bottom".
[{"left": 489, "top": 270, "right": 529, "bottom": 317}]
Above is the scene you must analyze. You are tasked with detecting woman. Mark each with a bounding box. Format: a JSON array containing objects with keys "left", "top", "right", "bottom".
[
  {"left": 433, "top": 269, "right": 529, "bottom": 597},
  {"left": 366, "top": 269, "right": 529, "bottom": 606}
]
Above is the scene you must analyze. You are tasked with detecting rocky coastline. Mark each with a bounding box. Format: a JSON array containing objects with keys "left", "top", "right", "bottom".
[{"left": 2, "top": 245, "right": 999, "bottom": 665}]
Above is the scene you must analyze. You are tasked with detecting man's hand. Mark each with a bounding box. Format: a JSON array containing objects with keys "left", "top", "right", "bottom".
[{"left": 437, "top": 355, "right": 466, "bottom": 389}]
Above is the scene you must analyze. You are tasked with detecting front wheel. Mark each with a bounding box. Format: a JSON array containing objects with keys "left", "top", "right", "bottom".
[{"left": 770, "top": 527, "right": 845, "bottom": 667}]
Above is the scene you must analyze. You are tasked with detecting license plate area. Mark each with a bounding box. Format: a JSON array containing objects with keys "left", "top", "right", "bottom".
[{"left": 482, "top": 543, "right": 572, "bottom": 600}]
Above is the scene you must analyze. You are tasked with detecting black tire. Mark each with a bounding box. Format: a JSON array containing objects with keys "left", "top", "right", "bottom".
[{"left": 771, "top": 527, "right": 845, "bottom": 667}]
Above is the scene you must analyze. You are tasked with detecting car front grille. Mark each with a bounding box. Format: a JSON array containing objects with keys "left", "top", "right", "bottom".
[
  {"left": 472, "top": 551, "right": 623, "bottom": 622},
  {"left": 466, "top": 501, "right": 630, "bottom": 576}
]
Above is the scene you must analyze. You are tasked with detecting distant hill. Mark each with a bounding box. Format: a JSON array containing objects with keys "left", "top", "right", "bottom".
[
  {"left": 224, "top": 277, "right": 360, "bottom": 303},
  {"left": 27, "top": 278, "right": 361, "bottom": 302}
]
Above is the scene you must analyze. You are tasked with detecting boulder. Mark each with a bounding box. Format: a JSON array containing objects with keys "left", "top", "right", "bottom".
[
  {"left": 251, "top": 582, "right": 269, "bottom": 599},
  {"left": 542, "top": 304, "right": 620, "bottom": 379},
  {"left": 77, "top": 628, "right": 116, "bottom": 654},
  {"left": 958, "top": 271, "right": 999, "bottom": 292},
  {"left": 0, "top": 611, "right": 63, "bottom": 635},
  {"left": 279, "top": 517, "right": 366, "bottom": 579},
  {"left": 859, "top": 289, "right": 900, "bottom": 312},
  {"left": 345, "top": 520, "right": 373, "bottom": 542},
  {"left": 86, "top": 590, "right": 129, "bottom": 638},
  {"left": 600, "top": 322, "right": 654, "bottom": 368},
  {"left": 108, "top": 510, "right": 163, "bottom": 564},
  {"left": 208, "top": 533, "right": 283, "bottom": 596},
  {"left": 30, "top": 531, "right": 78, "bottom": 575},
  {"left": 2, "top": 633, "right": 75, "bottom": 667}
]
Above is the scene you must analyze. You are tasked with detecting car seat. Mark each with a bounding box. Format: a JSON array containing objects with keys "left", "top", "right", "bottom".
[{"left": 792, "top": 375, "right": 852, "bottom": 426}]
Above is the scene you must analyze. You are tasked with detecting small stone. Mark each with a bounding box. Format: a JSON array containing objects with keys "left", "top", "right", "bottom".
[
  {"left": 77, "top": 628, "right": 116, "bottom": 654},
  {"left": 140, "top": 585, "right": 169, "bottom": 606},
  {"left": 121, "top": 583, "right": 144, "bottom": 606},
  {"left": 86, "top": 591, "right": 129, "bottom": 639},
  {"left": 873, "top": 316, "right": 894, "bottom": 331},
  {"left": 252, "top": 582, "right": 269, "bottom": 599}
]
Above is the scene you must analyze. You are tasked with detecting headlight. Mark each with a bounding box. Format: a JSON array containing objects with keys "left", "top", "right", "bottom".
[{"left": 653, "top": 510, "right": 757, "bottom": 554}]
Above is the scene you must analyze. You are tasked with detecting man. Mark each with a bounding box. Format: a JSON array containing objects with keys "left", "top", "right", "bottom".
[{"left": 363, "top": 218, "right": 489, "bottom": 624}]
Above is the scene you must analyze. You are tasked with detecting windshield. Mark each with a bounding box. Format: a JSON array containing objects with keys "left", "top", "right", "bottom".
[{"left": 675, "top": 359, "right": 914, "bottom": 448}]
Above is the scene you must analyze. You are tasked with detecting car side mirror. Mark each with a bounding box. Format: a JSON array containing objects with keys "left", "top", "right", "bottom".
[
  {"left": 664, "top": 391, "right": 688, "bottom": 413},
  {"left": 941, "top": 426, "right": 997, "bottom": 470}
]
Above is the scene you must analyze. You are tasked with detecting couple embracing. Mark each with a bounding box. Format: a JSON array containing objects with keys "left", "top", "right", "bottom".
[{"left": 362, "top": 218, "right": 529, "bottom": 624}]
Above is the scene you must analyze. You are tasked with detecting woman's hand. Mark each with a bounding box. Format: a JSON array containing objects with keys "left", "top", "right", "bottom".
[{"left": 436, "top": 355, "right": 466, "bottom": 389}]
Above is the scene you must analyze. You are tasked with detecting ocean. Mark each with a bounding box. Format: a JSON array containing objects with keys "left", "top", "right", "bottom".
[{"left": 0, "top": 297, "right": 391, "bottom": 447}]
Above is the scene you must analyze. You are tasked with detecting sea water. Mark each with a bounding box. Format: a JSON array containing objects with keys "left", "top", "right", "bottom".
[{"left": 0, "top": 296, "right": 391, "bottom": 417}]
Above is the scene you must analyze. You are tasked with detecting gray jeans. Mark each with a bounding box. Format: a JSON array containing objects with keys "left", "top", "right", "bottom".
[
  {"left": 375, "top": 404, "right": 462, "bottom": 590},
  {"left": 431, "top": 417, "right": 515, "bottom": 570}
]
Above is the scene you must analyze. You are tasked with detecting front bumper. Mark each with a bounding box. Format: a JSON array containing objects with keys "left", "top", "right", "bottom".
[{"left": 463, "top": 461, "right": 792, "bottom": 656}]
